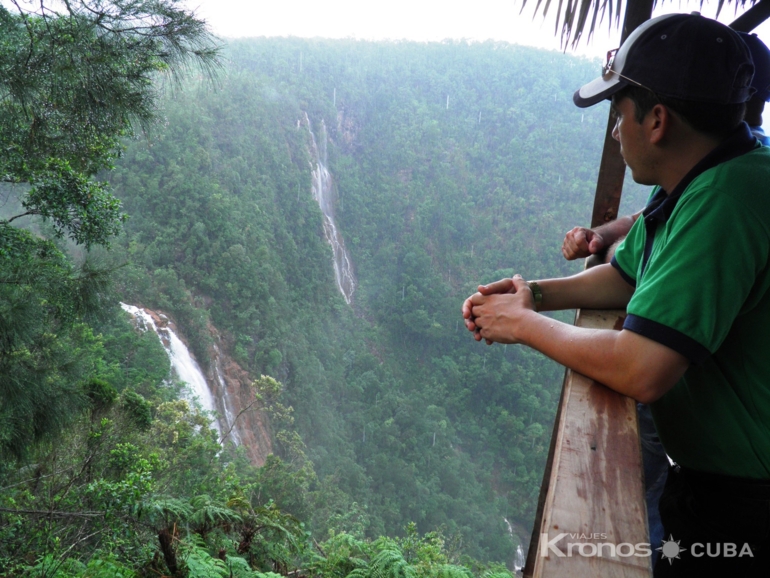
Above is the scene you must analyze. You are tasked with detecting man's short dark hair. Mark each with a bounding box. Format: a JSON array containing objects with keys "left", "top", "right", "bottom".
[{"left": 614, "top": 85, "right": 746, "bottom": 140}]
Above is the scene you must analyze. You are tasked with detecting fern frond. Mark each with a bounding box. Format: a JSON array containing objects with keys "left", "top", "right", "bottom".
[
  {"left": 190, "top": 494, "right": 242, "bottom": 532},
  {"left": 135, "top": 496, "right": 193, "bottom": 525},
  {"left": 182, "top": 539, "right": 229, "bottom": 578},
  {"left": 434, "top": 565, "right": 474, "bottom": 578},
  {"left": 370, "top": 548, "right": 415, "bottom": 578},
  {"left": 226, "top": 555, "right": 260, "bottom": 578},
  {"left": 480, "top": 572, "right": 516, "bottom": 578}
]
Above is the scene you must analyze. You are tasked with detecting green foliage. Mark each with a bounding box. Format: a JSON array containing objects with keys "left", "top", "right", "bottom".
[
  {"left": 85, "top": 378, "right": 119, "bottom": 411},
  {"left": 120, "top": 390, "right": 153, "bottom": 430},
  {"left": 0, "top": 225, "right": 99, "bottom": 459},
  {"left": 183, "top": 537, "right": 229, "bottom": 578},
  {"left": 0, "top": 0, "right": 219, "bottom": 245},
  {"left": 313, "top": 526, "right": 512, "bottom": 578},
  {"left": 24, "top": 159, "right": 126, "bottom": 247},
  {"left": 79, "top": 555, "right": 137, "bottom": 578},
  {"left": 0, "top": 0, "right": 217, "bottom": 466},
  {"left": 98, "top": 306, "right": 171, "bottom": 399},
  {"left": 189, "top": 494, "right": 242, "bottom": 537}
]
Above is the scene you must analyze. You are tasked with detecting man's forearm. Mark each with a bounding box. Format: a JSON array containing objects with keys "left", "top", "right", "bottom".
[
  {"left": 535, "top": 263, "right": 634, "bottom": 312},
  {"left": 592, "top": 210, "right": 642, "bottom": 248},
  {"left": 513, "top": 310, "right": 687, "bottom": 403},
  {"left": 467, "top": 273, "right": 688, "bottom": 401}
]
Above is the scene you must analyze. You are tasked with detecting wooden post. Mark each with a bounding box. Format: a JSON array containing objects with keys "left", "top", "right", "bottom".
[{"left": 589, "top": 0, "right": 654, "bottom": 228}]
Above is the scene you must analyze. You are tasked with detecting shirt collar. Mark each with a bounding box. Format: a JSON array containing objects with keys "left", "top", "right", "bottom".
[{"left": 642, "top": 122, "right": 759, "bottom": 224}]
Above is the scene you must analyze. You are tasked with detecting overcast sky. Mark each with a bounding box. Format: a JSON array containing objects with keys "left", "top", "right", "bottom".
[{"left": 184, "top": 0, "right": 770, "bottom": 59}]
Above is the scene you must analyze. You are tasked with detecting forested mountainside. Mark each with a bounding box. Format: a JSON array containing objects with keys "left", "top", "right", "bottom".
[
  {"left": 110, "top": 38, "right": 642, "bottom": 557},
  {"left": 1, "top": 34, "right": 651, "bottom": 576}
]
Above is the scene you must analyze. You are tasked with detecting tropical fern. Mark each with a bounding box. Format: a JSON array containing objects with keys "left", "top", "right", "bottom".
[
  {"left": 182, "top": 537, "right": 228, "bottom": 578},
  {"left": 135, "top": 496, "right": 193, "bottom": 527},
  {"left": 432, "top": 565, "right": 474, "bottom": 578},
  {"left": 81, "top": 555, "right": 138, "bottom": 578},
  {"left": 190, "top": 494, "right": 242, "bottom": 537},
  {"left": 369, "top": 548, "right": 416, "bottom": 578},
  {"left": 226, "top": 556, "right": 257, "bottom": 578},
  {"left": 226, "top": 493, "right": 252, "bottom": 513},
  {"left": 226, "top": 556, "right": 284, "bottom": 578},
  {"left": 27, "top": 554, "right": 86, "bottom": 577},
  {"left": 308, "top": 532, "right": 370, "bottom": 578}
]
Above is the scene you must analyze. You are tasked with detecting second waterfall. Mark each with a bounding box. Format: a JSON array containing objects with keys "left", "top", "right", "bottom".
[{"left": 304, "top": 113, "right": 356, "bottom": 304}]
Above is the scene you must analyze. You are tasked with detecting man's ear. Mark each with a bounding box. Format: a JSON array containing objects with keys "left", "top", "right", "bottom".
[{"left": 647, "top": 103, "right": 673, "bottom": 145}]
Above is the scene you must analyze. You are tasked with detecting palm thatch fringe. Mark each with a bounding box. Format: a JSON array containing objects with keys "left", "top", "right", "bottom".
[{"left": 519, "top": 0, "right": 760, "bottom": 49}]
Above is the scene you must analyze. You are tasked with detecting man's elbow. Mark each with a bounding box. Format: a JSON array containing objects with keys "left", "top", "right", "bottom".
[
  {"left": 612, "top": 333, "right": 689, "bottom": 404},
  {"left": 622, "top": 366, "right": 684, "bottom": 404},
  {"left": 632, "top": 384, "right": 667, "bottom": 405}
]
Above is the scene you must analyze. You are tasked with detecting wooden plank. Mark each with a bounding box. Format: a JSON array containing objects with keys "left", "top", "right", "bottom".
[
  {"left": 522, "top": 341, "right": 571, "bottom": 574},
  {"left": 589, "top": 0, "right": 654, "bottom": 228},
  {"left": 523, "top": 310, "right": 650, "bottom": 578},
  {"left": 730, "top": 0, "right": 770, "bottom": 33},
  {"left": 589, "top": 122, "right": 627, "bottom": 228}
]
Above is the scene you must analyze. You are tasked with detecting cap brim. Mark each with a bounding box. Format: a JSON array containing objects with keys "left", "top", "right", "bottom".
[{"left": 573, "top": 74, "right": 628, "bottom": 108}]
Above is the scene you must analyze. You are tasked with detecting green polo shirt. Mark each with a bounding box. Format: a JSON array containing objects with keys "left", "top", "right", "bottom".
[{"left": 613, "top": 125, "right": 770, "bottom": 479}]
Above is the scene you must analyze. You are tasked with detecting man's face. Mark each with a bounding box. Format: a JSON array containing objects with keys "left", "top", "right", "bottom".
[{"left": 611, "top": 96, "right": 658, "bottom": 186}]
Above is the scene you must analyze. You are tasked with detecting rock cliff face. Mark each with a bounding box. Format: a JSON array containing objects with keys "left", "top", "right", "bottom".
[
  {"left": 123, "top": 305, "right": 272, "bottom": 466},
  {"left": 208, "top": 338, "right": 273, "bottom": 466}
]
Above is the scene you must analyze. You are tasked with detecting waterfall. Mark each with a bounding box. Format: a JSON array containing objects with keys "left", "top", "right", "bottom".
[
  {"left": 121, "top": 304, "right": 274, "bottom": 465},
  {"left": 304, "top": 113, "right": 356, "bottom": 304},
  {"left": 214, "top": 344, "right": 241, "bottom": 445},
  {"left": 514, "top": 544, "right": 525, "bottom": 573},
  {"left": 504, "top": 517, "right": 527, "bottom": 573},
  {"left": 120, "top": 303, "right": 221, "bottom": 435}
]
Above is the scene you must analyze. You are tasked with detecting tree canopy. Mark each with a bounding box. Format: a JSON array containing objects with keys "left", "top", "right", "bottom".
[
  {"left": 0, "top": 0, "right": 218, "bottom": 458},
  {"left": 0, "top": 0, "right": 219, "bottom": 246}
]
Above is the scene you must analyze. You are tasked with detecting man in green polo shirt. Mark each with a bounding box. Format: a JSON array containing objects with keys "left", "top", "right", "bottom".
[{"left": 462, "top": 13, "right": 770, "bottom": 576}]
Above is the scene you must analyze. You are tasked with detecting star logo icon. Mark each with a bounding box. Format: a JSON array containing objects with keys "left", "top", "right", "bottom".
[{"left": 658, "top": 535, "right": 687, "bottom": 565}]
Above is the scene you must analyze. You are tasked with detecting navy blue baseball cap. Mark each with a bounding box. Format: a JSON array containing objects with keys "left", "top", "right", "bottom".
[
  {"left": 739, "top": 32, "right": 770, "bottom": 101},
  {"left": 574, "top": 13, "right": 755, "bottom": 108}
]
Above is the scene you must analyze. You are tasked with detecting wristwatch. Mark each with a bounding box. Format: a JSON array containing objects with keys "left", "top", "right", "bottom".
[{"left": 528, "top": 281, "right": 543, "bottom": 312}]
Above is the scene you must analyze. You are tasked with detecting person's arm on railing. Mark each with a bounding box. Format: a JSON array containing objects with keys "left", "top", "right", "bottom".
[
  {"left": 561, "top": 209, "right": 643, "bottom": 261},
  {"left": 461, "top": 266, "right": 688, "bottom": 404}
]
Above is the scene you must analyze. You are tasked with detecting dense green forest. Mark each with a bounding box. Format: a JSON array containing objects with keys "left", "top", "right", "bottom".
[{"left": 0, "top": 7, "right": 651, "bottom": 575}]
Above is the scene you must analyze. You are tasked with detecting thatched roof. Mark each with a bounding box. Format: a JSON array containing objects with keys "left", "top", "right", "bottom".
[{"left": 522, "top": 0, "right": 762, "bottom": 48}]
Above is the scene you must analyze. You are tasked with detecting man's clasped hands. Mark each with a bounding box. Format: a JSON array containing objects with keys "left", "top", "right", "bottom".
[{"left": 461, "top": 275, "right": 537, "bottom": 346}]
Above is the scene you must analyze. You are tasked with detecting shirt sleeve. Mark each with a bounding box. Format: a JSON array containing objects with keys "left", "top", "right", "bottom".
[
  {"left": 623, "top": 186, "right": 770, "bottom": 364},
  {"left": 611, "top": 213, "right": 646, "bottom": 287}
]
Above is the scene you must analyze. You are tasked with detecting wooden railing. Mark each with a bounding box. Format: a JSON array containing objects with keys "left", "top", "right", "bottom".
[{"left": 523, "top": 309, "right": 650, "bottom": 578}]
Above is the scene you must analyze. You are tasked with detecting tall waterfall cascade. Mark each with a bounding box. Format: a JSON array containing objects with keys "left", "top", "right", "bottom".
[
  {"left": 304, "top": 113, "right": 356, "bottom": 304},
  {"left": 121, "top": 304, "right": 222, "bottom": 435},
  {"left": 120, "top": 304, "right": 274, "bottom": 465}
]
